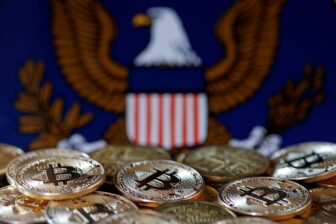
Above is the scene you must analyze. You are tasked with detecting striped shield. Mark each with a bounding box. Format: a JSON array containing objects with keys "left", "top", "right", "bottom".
[{"left": 126, "top": 93, "right": 208, "bottom": 149}]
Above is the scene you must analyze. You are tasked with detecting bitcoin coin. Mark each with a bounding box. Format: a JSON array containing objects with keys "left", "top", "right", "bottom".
[
  {"left": 0, "top": 143, "right": 24, "bottom": 177},
  {"left": 183, "top": 145, "right": 269, "bottom": 183},
  {"left": 6, "top": 148, "right": 89, "bottom": 186},
  {"left": 310, "top": 187, "right": 336, "bottom": 204},
  {"left": 115, "top": 160, "right": 204, "bottom": 207},
  {"left": 98, "top": 210, "right": 180, "bottom": 224},
  {"left": 317, "top": 176, "right": 336, "bottom": 188},
  {"left": 219, "top": 177, "right": 311, "bottom": 220},
  {"left": 155, "top": 201, "right": 236, "bottom": 223},
  {"left": 214, "top": 217, "right": 276, "bottom": 224},
  {"left": 196, "top": 185, "right": 220, "bottom": 204},
  {"left": 0, "top": 185, "right": 49, "bottom": 224},
  {"left": 90, "top": 144, "right": 170, "bottom": 184},
  {"left": 15, "top": 156, "right": 105, "bottom": 200},
  {"left": 45, "top": 191, "right": 138, "bottom": 224},
  {"left": 272, "top": 142, "right": 336, "bottom": 183}
]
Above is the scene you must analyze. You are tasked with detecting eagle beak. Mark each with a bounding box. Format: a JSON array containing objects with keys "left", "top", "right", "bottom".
[{"left": 132, "top": 13, "right": 151, "bottom": 27}]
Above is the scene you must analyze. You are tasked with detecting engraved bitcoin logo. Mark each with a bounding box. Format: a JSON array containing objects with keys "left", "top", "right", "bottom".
[
  {"left": 239, "top": 186, "right": 288, "bottom": 206},
  {"left": 15, "top": 196, "right": 49, "bottom": 213},
  {"left": 136, "top": 169, "right": 180, "bottom": 191},
  {"left": 70, "top": 203, "right": 114, "bottom": 223},
  {"left": 285, "top": 152, "right": 324, "bottom": 168},
  {"left": 33, "top": 163, "right": 81, "bottom": 186}
]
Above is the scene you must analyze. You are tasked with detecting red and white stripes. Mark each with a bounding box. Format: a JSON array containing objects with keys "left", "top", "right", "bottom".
[{"left": 126, "top": 93, "right": 208, "bottom": 149}]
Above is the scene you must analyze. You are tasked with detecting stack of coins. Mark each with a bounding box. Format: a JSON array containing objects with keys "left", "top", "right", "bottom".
[{"left": 1, "top": 142, "right": 336, "bottom": 223}]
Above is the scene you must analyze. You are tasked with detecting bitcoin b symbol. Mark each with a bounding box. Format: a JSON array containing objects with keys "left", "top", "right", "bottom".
[
  {"left": 240, "top": 186, "right": 288, "bottom": 206},
  {"left": 71, "top": 203, "right": 114, "bottom": 223},
  {"left": 285, "top": 152, "right": 324, "bottom": 168},
  {"left": 136, "top": 169, "right": 180, "bottom": 191}
]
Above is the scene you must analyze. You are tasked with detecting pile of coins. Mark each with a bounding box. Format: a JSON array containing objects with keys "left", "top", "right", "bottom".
[{"left": 0, "top": 142, "right": 336, "bottom": 223}]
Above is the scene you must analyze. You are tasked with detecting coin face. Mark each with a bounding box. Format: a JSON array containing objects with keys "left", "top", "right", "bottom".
[
  {"left": 196, "top": 185, "right": 219, "bottom": 204},
  {"left": 184, "top": 145, "right": 269, "bottom": 182},
  {"left": 6, "top": 148, "right": 89, "bottom": 186},
  {"left": 219, "top": 177, "right": 311, "bottom": 220},
  {"left": 272, "top": 142, "right": 336, "bottom": 183},
  {"left": 45, "top": 191, "right": 138, "bottom": 224},
  {"left": 155, "top": 201, "right": 235, "bottom": 224},
  {"left": 115, "top": 160, "right": 204, "bottom": 207},
  {"left": 98, "top": 210, "right": 180, "bottom": 224},
  {"left": 15, "top": 156, "right": 105, "bottom": 200},
  {"left": 0, "top": 186, "right": 49, "bottom": 224},
  {"left": 90, "top": 144, "right": 171, "bottom": 184},
  {"left": 214, "top": 217, "right": 276, "bottom": 224},
  {"left": 0, "top": 143, "right": 24, "bottom": 177}
]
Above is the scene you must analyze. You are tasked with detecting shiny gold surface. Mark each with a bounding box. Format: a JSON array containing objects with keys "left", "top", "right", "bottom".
[
  {"left": 98, "top": 210, "right": 180, "bottom": 224},
  {"left": 15, "top": 156, "right": 105, "bottom": 200},
  {"left": 0, "top": 185, "right": 49, "bottom": 224},
  {"left": 90, "top": 144, "right": 170, "bottom": 184},
  {"left": 272, "top": 142, "right": 336, "bottom": 183},
  {"left": 196, "top": 185, "right": 220, "bottom": 204},
  {"left": 0, "top": 143, "right": 24, "bottom": 176},
  {"left": 184, "top": 145, "right": 269, "bottom": 183},
  {"left": 155, "top": 201, "right": 236, "bottom": 223},
  {"left": 317, "top": 175, "right": 336, "bottom": 188},
  {"left": 219, "top": 177, "right": 311, "bottom": 220},
  {"left": 115, "top": 160, "right": 204, "bottom": 207},
  {"left": 45, "top": 191, "right": 138, "bottom": 224},
  {"left": 6, "top": 148, "right": 89, "bottom": 186}
]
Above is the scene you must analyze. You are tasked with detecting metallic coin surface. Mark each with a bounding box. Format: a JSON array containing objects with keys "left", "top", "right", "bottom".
[
  {"left": 115, "top": 160, "right": 204, "bottom": 207},
  {"left": 6, "top": 148, "right": 89, "bottom": 186},
  {"left": 98, "top": 210, "right": 180, "bottom": 224},
  {"left": 0, "top": 185, "right": 49, "bottom": 224},
  {"left": 15, "top": 156, "right": 105, "bottom": 200},
  {"left": 272, "top": 142, "right": 336, "bottom": 183},
  {"left": 155, "top": 201, "right": 235, "bottom": 224},
  {"left": 90, "top": 144, "right": 171, "bottom": 184},
  {"left": 214, "top": 217, "right": 276, "bottom": 224},
  {"left": 317, "top": 175, "right": 336, "bottom": 188},
  {"left": 45, "top": 191, "right": 138, "bottom": 224},
  {"left": 196, "top": 185, "right": 220, "bottom": 204},
  {"left": 0, "top": 143, "right": 24, "bottom": 176},
  {"left": 310, "top": 187, "right": 336, "bottom": 204},
  {"left": 184, "top": 145, "right": 269, "bottom": 182},
  {"left": 219, "top": 177, "right": 311, "bottom": 220}
]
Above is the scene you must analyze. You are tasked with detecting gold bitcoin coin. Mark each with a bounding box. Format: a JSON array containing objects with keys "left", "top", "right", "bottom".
[
  {"left": 214, "top": 217, "right": 276, "bottom": 224},
  {"left": 98, "top": 210, "right": 180, "bottom": 224},
  {"left": 310, "top": 187, "right": 336, "bottom": 204},
  {"left": 45, "top": 191, "right": 138, "bottom": 224},
  {"left": 183, "top": 145, "right": 269, "bottom": 183},
  {"left": 317, "top": 175, "right": 336, "bottom": 188},
  {"left": 0, "top": 185, "right": 49, "bottom": 224},
  {"left": 218, "top": 177, "right": 311, "bottom": 220},
  {"left": 6, "top": 148, "right": 89, "bottom": 186},
  {"left": 90, "top": 144, "right": 170, "bottom": 184},
  {"left": 15, "top": 156, "right": 105, "bottom": 200},
  {"left": 155, "top": 201, "right": 236, "bottom": 223},
  {"left": 115, "top": 160, "right": 204, "bottom": 207},
  {"left": 0, "top": 143, "right": 24, "bottom": 177},
  {"left": 272, "top": 142, "right": 336, "bottom": 183},
  {"left": 196, "top": 185, "right": 220, "bottom": 204}
]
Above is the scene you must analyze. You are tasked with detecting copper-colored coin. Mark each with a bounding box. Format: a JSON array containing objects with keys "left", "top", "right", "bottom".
[
  {"left": 98, "top": 210, "right": 180, "bottom": 224},
  {"left": 45, "top": 191, "right": 138, "bottom": 224},
  {"left": 155, "top": 201, "right": 236, "bottom": 223},
  {"left": 90, "top": 144, "right": 170, "bottom": 184},
  {"left": 0, "top": 185, "right": 49, "bottom": 224},
  {"left": 6, "top": 148, "right": 89, "bottom": 186},
  {"left": 196, "top": 185, "right": 220, "bottom": 204},
  {"left": 219, "top": 177, "right": 312, "bottom": 220},
  {"left": 184, "top": 145, "right": 269, "bottom": 183},
  {"left": 310, "top": 187, "right": 336, "bottom": 204},
  {"left": 317, "top": 175, "right": 336, "bottom": 188},
  {"left": 115, "top": 160, "right": 204, "bottom": 207},
  {"left": 272, "top": 142, "right": 336, "bottom": 183},
  {"left": 0, "top": 143, "right": 24, "bottom": 177},
  {"left": 15, "top": 156, "right": 105, "bottom": 200}
]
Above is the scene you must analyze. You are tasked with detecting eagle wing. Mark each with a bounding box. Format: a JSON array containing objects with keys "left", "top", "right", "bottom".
[
  {"left": 206, "top": 0, "right": 284, "bottom": 113},
  {"left": 52, "top": 0, "right": 127, "bottom": 113}
]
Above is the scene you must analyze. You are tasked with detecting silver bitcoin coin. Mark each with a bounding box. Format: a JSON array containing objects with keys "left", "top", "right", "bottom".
[
  {"left": 219, "top": 177, "right": 311, "bottom": 220},
  {"left": 115, "top": 160, "right": 204, "bottom": 207},
  {"left": 98, "top": 210, "right": 180, "bottom": 224},
  {"left": 0, "top": 185, "right": 49, "bottom": 224},
  {"left": 15, "top": 156, "right": 105, "bottom": 200},
  {"left": 45, "top": 191, "right": 138, "bottom": 224},
  {"left": 272, "top": 142, "right": 336, "bottom": 183},
  {"left": 6, "top": 148, "right": 89, "bottom": 186},
  {"left": 214, "top": 217, "right": 277, "bottom": 224}
]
